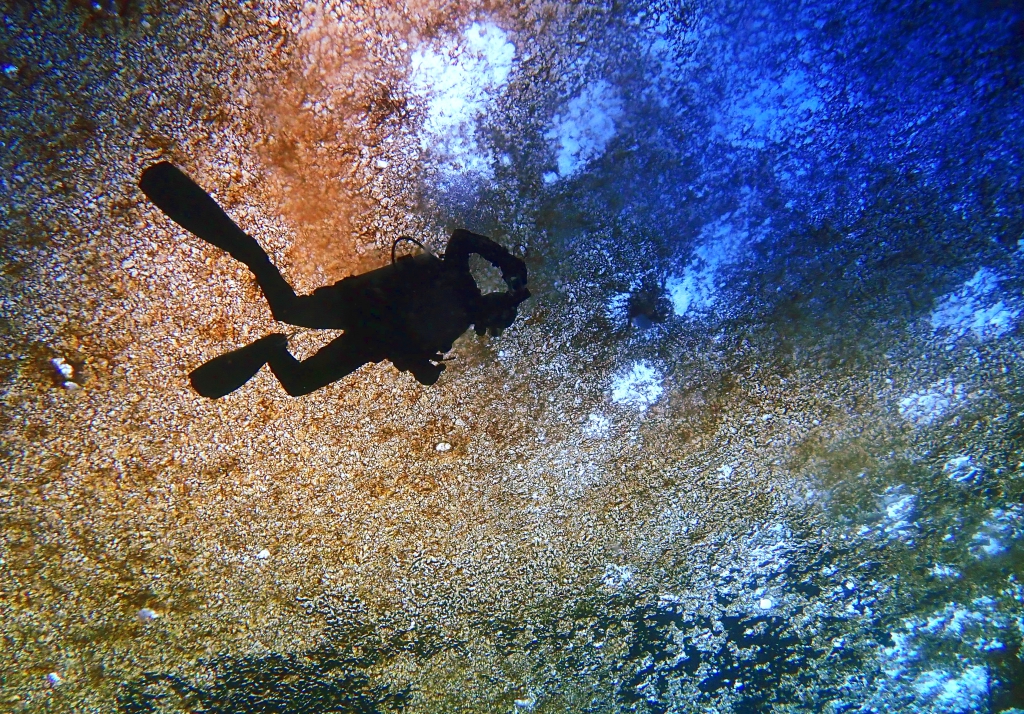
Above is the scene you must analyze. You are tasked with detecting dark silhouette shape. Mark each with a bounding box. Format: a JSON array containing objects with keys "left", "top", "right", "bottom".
[{"left": 138, "top": 161, "right": 530, "bottom": 398}]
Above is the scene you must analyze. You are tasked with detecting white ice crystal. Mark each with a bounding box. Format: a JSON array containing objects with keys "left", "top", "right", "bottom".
[
  {"left": 879, "top": 486, "right": 918, "bottom": 541},
  {"left": 927, "top": 563, "right": 961, "bottom": 580},
  {"left": 969, "top": 505, "right": 1024, "bottom": 559},
  {"left": 930, "top": 268, "right": 1020, "bottom": 341},
  {"left": 409, "top": 22, "right": 515, "bottom": 179},
  {"left": 874, "top": 595, "right": 1011, "bottom": 713},
  {"left": 582, "top": 413, "right": 611, "bottom": 439},
  {"left": 544, "top": 80, "right": 623, "bottom": 182},
  {"left": 605, "top": 291, "right": 631, "bottom": 324},
  {"left": 51, "top": 356, "right": 73, "bottom": 379},
  {"left": 610, "top": 361, "right": 664, "bottom": 410}
]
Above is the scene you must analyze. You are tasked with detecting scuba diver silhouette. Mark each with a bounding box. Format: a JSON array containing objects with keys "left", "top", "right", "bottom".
[{"left": 138, "top": 162, "right": 530, "bottom": 398}]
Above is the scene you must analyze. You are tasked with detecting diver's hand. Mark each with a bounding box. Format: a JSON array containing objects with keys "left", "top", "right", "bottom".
[
  {"left": 266, "top": 332, "right": 289, "bottom": 349},
  {"left": 502, "top": 259, "right": 528, "bottom": 293},
  {"left": 476, "top": 292, "right": 525, "bottom": 336}
]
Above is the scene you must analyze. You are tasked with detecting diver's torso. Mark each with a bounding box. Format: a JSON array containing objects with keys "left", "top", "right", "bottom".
[{"left": 319, "top": 253, "right": 478, "bottom": 354}]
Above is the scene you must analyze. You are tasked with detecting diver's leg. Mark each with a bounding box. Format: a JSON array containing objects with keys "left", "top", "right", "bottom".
[
  {"left": 188, "top": 334, "right": 287, "bottom": 399},
  {"left": 140, "top": 162, "right": 330, "bottom": 328},
  {"left": 266, "top": 333, "right": 380, "bottom": 396}
]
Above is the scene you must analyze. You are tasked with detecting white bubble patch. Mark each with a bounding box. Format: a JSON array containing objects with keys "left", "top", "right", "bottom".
[
  {"left": 544, "top": 80, "right": 623, "bottom": 182},
  {"left": 912, "top": 666, "right": 990, "bottom": 714},
  {"left": 610, "top": 361, "right": 664, "bottom": 410},
  {"left": 897, "top": 378, "right": 965, "bottom": 426},
  {"left": 930, "top": 267, "right": 1019, "bottom": 342},
  {"left": 717, "top": 69, "right": 824, "bottom": 150},
  {"left": 409, "top": 22, "right": 515, "bottom": 179},
  {"left": 665, "top": 212, "right": 766, "bottom": 319}
]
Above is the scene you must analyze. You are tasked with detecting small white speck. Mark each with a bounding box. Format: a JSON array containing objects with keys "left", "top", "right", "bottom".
[
  {"left": 137, "top": 607, "right": 159, "bottom": 623},
  {"left": 375, "top": 159, "right": 390, "bottom": 169},
  {"left": 435, "top": 442, "right": 452, "bottom": 452},
  {"left": 51, "top": 357, "right": 73, "bottom": 379},
  {"left": 255, "top": 548, "right": 270, "bottom": 560},
  {"left": 758, "top": 597, "right": 773, "bottom": 610},
  {"left": 47, "top": 672, "right": 62, "bottom": 686}
]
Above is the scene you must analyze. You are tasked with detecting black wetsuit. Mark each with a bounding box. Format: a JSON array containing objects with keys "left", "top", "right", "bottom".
[{"left": 139, "top": 162, "right": 530, "bottom": 398}]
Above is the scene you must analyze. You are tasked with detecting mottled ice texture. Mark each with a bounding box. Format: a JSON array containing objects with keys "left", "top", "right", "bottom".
[
  {"left": 930, "top": 268, "right": 1020, "bottom": 341},
  {"left": 544, "top": 80, "right": 623, "bottom": 182},
  {"left": 610, "top": 361, "right": 664, "bottom": 410},
  {"left": 409, "top": 22, "right": 515, "bottom": 179}
]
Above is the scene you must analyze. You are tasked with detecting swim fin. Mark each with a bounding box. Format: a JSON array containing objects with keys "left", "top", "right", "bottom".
[
  {"left": 189, "top": 334, "right": 287, "bottom": 399},
  {"left": 139, "top": 161, "right": 264, "bottom": 263}
]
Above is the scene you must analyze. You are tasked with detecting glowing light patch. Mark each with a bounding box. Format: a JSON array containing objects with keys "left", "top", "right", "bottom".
[
  {"left": 610, "top": 361, "right": 664, "bottom": 410},
  {"left": 545, "top": 80, "right": 623, "bottom": 181},
  {"left": 409, "top": 22, "right": 515, "bottom": 179}
]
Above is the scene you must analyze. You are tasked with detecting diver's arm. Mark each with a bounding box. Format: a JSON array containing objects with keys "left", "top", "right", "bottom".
[{"left": 445, "top": 229, "right": 528, "bottom": 292}]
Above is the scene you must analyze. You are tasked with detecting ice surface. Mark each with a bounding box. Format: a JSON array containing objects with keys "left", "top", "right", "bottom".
[
  {"left": 930, "top": 268, "right": 1019, "bottom": 341},
  {"left": 545, "top": 80, "right": 623, "bottom": 181},
  {"left": 409, "top": 22, "right": 515, "bottom": 179},
  {"left": 610, "top": 360, "right": 664, "bottom": 410}
]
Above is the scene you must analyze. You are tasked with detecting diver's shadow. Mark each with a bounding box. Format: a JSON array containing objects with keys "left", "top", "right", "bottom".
[{"left": 139, "top": 162, "right": 530, "bottom": 398}]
